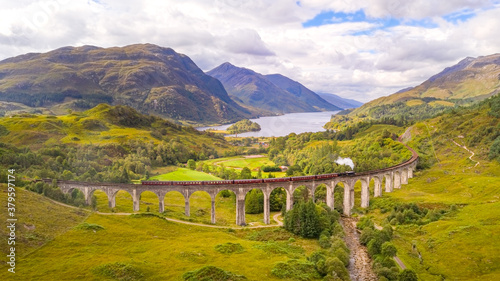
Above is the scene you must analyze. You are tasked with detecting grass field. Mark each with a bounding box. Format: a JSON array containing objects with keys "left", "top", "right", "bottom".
[
  {"left": 363, "top": 117, "right": 500, "bottom": 280},
  {"left": 0, "top": 186, "right": 321, "bottom": 281},
  {"left": 201, "top": 155, "right": 287, "bottom": 178},
  {"left": 149, "top": 168, "right": 222, "bottom": 181}
]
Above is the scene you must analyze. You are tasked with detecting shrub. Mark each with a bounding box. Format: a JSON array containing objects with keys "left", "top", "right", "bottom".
[
  {"left": 381, "top": 242, "right": 397, "bottom": 257},
  {"left": 182, "top": 266, "right": 247, "bottom": 281},
  {"left": 319, "top": 234, "right": 331, "bottom": 249},
  {"left": 75, "top": 223, "right": 104, "bottom": 231},
  {"left": 92, "top": 262, "right": 143, "bottom": 281},
  {"left": 333, "top": 248, "right": 350, "bottom": 267},
  {"left": 324, "top": 257, "right": 349, "bottom": 281},
  {"left": 214, "top": 243, "right": 245, "bottom": 254},
  {"left": 376, "top": 266, "right": 399, "bottom": 281},
  {"left": 271, "top": 259, "right": 320, "bottom": 281},
  {"left": 398, "top": 269, "right": 418, "bottom": 281}
]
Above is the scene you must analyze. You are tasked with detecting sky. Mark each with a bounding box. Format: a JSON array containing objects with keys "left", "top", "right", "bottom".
[{"left": 1, "top": 0, "right": 500, "bottom": 102}]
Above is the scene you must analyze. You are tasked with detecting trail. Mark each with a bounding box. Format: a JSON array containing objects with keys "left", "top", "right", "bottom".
[
  {"left": 452, "top": 139, "right": 480, "bottom": 168},
  {"left": 374, "top": 222, "right": 407, "bottom": 270},
  {"left": 341, "top": 217, "right": 378, "bottom": 281},
  {"left": 46, "top": 196, "right": 283, "bottom": 229}
]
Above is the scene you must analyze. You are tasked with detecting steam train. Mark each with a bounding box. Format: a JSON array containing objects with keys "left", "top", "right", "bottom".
[{"left": 141, "top": 171, "right": 355, "bottom": 186}]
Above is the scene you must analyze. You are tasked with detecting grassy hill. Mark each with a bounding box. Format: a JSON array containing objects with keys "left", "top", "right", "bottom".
[
  {"left": 0, "top": 104, "right": 232, "bottom": 184},
  {"left": 362, "top": 94, "right": 500, "bottom": 280},
  {"left": 326, "top": 54, "right": 500, "bottom": 129},
  {"left": 0, "top": 185, "right": 321, "bottom": 280},
  {"left": 0, "top": 103, "right": 228, "bottom": 149},
  {"left": 0, "top": 44, "right": 251, "bottom": 125}
]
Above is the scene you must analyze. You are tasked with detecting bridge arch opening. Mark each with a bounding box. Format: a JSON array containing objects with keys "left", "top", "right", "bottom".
[
  {"left": 245, "top": 188, "right": 263, "bottom": 214},
  {"left": 215, "top": 189, "right": 236, "bottom": 226},
  {"left": 293, "top": 185, "right": 312, "bottom": 205},
  {"left": 333, "top": 182, "right": 345, "bottom": 213},
  {"left": 64, "top": 188, "right": 86, "bottom": 207},
  {"left": 314, "top": 183, "right": 327, "bottom": 204},
  {"left": 269, "top": 187, "right": 286, "bottom": 212},
  {"left": 104, "top": 190, "right": 134, "bottom": 213},
  {"left": 189, "top": 190, "right": 212, "bottom": 223},
  {"left": 139, "top": 191, "right": 160, "bottom": 213},
  {"left": 164, "top": 190, "right": 187, "bottom": 217},
  {"left": 91, "top": 189, "right": 108, "bottom": 211}
]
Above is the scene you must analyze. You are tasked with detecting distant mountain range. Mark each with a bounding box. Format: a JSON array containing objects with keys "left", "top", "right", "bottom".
[
  {"left": 316, "top": 93, "right": 363, "bottom": 109},
  {"left": 207, "top": 62, "right": 342, "bottom": 114},
  {"left": 0, "top": 44, "right": 362, "bottom": 124},
  {"left": 352, "top": 53, "right": 500, "bottom": 116},
  {"left": 0, "top": 44, "right": 251, "bottom": 125}
]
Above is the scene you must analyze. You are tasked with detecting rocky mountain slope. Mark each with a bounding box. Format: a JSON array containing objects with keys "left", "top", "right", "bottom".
[
  {"left": 263, "top": 74, "right": 341, "bottom": 111},
  {"left": 207, "top": 62, "right": 339, "bottom": 114},
  {"left": 0, "top": 44, "right": 251, "bottom": 125}
]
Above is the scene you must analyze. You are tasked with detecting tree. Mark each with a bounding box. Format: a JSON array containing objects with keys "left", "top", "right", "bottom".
[
  {"left": 284, "top": 200, "right": 323, "bottom": 238},
  {"left": 240, "top": 167, "right": 252, "bottom": 179},
  {"left": 245, "top": 189, "right": 263, "bottom": 214},
  {"left": 187, "top": 159, "right": 196, "bottom": 170},
  {"left": 398, "top": 269, "right": 418, "bottom": 281},
  {"left": 270, "top": 188, "right": 285, "bottom": 211},
  {"left": 381, "top": 242, "right": 397, "bottom": 257}
]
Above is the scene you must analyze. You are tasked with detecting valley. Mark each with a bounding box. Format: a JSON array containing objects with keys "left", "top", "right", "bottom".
[{"left": 0, "top": 42, "right": 499, "bottom": 281}]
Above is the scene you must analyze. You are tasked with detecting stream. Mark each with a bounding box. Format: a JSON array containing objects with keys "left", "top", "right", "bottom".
[{"left": 340, "top": 217, "right": 379, "bottom": 281}]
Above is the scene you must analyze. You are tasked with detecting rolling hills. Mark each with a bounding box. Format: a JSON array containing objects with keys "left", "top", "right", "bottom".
[
  {"left": 0, "top": 44, "right": 251, "bottom": 125},
  {"left": 364, "top": 94, "right": 500, "bottom": 280}
]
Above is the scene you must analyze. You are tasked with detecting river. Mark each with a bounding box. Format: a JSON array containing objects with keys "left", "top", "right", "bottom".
[{"left": 198, "top": 111, "right": 339, "bottom": 137}]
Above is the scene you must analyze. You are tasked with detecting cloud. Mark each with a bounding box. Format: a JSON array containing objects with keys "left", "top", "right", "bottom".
[
  {"left": 0, "top": 0, "right": 499, "bottom": 103},
  {"left": 222, "top": 29, "right": 275, "bottom": 56}
]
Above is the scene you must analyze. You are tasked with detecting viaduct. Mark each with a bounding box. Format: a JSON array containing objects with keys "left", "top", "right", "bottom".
[{"left": 45, "top": 148, "right": 418, "bottom": 226}]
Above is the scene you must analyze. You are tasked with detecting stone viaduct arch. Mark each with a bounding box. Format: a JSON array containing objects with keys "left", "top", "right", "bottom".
[{"left": 46, "top": 147, "right": 418, "bottom": 226}]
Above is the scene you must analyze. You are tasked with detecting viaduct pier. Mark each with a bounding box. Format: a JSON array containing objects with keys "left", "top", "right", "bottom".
[{"left": 43, "top": 148, "right": 418, "bottom": 226}]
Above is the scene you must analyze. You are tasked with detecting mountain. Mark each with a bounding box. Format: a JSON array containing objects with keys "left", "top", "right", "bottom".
[
  {"left": 207, "top": 62, "right": 337, "bottom": 114},
  {"left": 316, "top": 93, "right": 363, "bottom": 109},
  {"left": 263, "top": 74, "right": 341, "bottom": 111},
  {"left": 353, "top": 53, "right": 500, "bottom": 115},
  {"left": 0, "top": 44, "right": 251, "bottom": 125}
]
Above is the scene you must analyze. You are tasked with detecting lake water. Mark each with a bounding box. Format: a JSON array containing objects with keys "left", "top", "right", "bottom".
[{"left": 198, "top": 111, "right": 339, "bottom": 137}]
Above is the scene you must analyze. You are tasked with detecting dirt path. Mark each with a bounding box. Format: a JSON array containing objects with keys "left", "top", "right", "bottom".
[
  {"left": 394, "top": 256, "right": 407, "bottom": 270},
  {"left": 452, "top": 139, "right": 480, "bottom": 168},
  {"left": 373, "top": 222, "right": 407, "bottom": 270},
  {"left": 341, "top": 217, "right": 378, "bottom": 281},
  {"left": 46, "top": 196, "right": 283, "bottom": 229}
]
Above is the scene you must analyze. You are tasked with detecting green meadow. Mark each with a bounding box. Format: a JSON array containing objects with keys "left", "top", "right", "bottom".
[
  {"left": 201, "top": 155, "right": 287, "bottom": 178},
  {"left": 0, "top": 186, "right": 319, "bottom": 281},
  {"left": 362, "top": 107, "right": 500, "bottom": 281}
]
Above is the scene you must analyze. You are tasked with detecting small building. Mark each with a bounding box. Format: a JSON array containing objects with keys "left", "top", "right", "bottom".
[{"left": 280, "top": 166, "right": 288, "bottom": 171}]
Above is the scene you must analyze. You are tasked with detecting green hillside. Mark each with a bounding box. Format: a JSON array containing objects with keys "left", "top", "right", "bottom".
[
  {"left": 0, "top": 104, "right": 230, "bottom": 183},
  {"left": 0, "top": 44, "right": 251, "bottom": 125},
  {"left": 362, "top": 94, "right": 500, "bottom": 280},
  {"left": 326, "top": 54, "right": 500, "bottom": 129},
  {"left": 0, "top": 184, "right": 324, "bottom": 280}
]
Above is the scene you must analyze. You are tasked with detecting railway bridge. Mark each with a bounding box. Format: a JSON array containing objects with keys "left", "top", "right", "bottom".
[{"left": 44, "top": 148, "right": 418, "bottom": 226}]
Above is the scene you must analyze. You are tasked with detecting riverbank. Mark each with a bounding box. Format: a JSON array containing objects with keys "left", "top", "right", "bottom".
[{"left": 340, "top": 216, "right": 378, "bottom": 281}]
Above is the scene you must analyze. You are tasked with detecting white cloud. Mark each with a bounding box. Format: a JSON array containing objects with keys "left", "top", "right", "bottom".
[{"left": 0, "top": 0, "right": 499, "bottom": 103}]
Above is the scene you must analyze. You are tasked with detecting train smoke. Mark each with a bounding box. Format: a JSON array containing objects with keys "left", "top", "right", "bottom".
[{"left": 335, "top": 157, "right": 354, "bottom": 170}]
